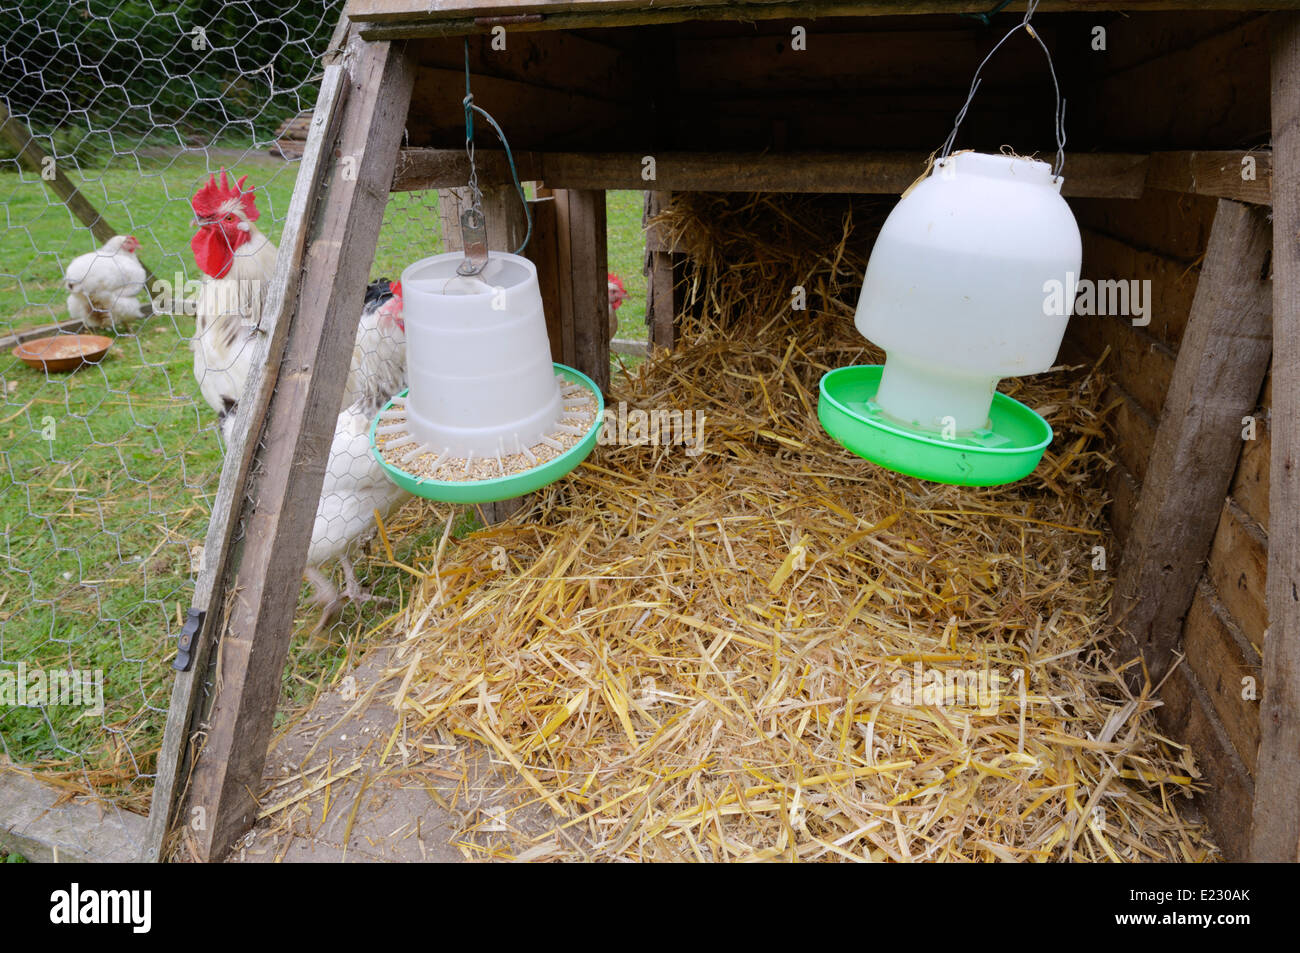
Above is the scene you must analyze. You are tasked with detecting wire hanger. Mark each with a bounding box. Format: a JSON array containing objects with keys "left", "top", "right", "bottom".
[
  {"left": 457, "top": 37, "right": 533, "bottom": 276},
  {"left": 940, "top": 0, "right": 1067, "bottom": 180}
]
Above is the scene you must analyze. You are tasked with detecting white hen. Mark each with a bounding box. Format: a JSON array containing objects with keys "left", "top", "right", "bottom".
[
  {"left": 65, "top": 234, "right": 146, "bottom": 329},
  {"left": 303, "top": 285, "right": 410, "bottom": 634}
]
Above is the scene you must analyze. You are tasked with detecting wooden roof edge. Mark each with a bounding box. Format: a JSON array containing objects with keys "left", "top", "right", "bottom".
[{"left": 344, "top": 0, "right": 1299, "bottom": 37}]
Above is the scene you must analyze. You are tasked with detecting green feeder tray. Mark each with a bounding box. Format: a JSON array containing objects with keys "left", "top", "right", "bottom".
[
  {"left": 818, "top": 365, "right": 1052, "bottom": 487},
  {"left": 370, "top": 362, "right": 604, "bottom": 504}
]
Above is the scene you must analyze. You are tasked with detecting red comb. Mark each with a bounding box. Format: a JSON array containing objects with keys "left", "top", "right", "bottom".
[
  {"left": 390, "top": 281, "right": 402, "bottom": 298},
  {"left": 608, "top": 272, "right": 625, "bottom": 291},
  {"left": 191, "top": 169, "right": 258, "bottom": 221}
]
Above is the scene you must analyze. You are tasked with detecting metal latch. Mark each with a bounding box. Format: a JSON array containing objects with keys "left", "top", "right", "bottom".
[
  {"left": 457, "top": 207, "right": 489, "bottom": 276},
  {"left": 173, "top": 608, "right": 205, "bottom": 672}
]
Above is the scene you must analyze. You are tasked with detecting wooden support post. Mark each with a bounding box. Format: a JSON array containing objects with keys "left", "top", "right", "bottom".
[
  {"left": 175, "top": 37, "right": 415, "bottom": 863},
  {"left": 528, "top": 185, "right": 566, "bottom": 366},
  {"left": 1252, "top": 11, "right": 1300, "bottom": 864},
  {"left": 143, "top": 62, "right": 353, "bottom": 862},
  {"left": 439, "top": 182, "right": 532, "bottom": 524},
  {"left": 644, "top": 191, "right": 677, "bottom": 351},
  {"left": 553, "top": 189, "right": 610, "bottom": 393},
  {"left": 1111, "top": 199, "right": 1273, "bottom": 684}
]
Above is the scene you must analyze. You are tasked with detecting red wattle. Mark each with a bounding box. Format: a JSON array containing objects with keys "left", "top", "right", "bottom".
[{"left": 191, "top": 226, "right": 244, "bottom": 278}]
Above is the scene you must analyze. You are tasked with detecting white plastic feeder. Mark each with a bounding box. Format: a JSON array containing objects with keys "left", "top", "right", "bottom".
[
  {"left": 400, "top": 251, "right": 562, "bottom": 458},
  {"left": 854, "top": 151, "right": 1082, "bottom": 434}
]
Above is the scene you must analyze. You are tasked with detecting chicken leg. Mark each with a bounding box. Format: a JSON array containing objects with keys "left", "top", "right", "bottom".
[{"left": 340, "top": 554, "right": 389, "bottom": 607}]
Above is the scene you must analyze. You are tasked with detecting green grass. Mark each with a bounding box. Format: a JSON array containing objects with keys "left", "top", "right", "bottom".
[{"left": 0, "top": 151, "right": 648, "bottom": 799}]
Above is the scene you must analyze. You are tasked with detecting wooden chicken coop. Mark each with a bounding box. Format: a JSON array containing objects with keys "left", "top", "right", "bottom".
[{"left": 144, "top": 0, "right": 1300, "bottom": 863}]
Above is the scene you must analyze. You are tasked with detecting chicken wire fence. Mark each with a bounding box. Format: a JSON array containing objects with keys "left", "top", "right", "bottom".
[{"left": 0, "top": 0, "right": 432, "bottom": 858}]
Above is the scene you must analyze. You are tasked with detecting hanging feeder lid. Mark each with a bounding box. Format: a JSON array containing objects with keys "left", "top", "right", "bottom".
[
  {"left": 818, "top": 365, "right": 1051, "bottom": 487},
  {"left": 370, "top": 363, "right": 603, "bottom": 504}
]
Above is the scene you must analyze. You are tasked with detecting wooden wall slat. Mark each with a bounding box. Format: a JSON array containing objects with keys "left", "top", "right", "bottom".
[
  {"left": 1156, "top": 661, "right": 1255, "bottom": 861},
  {"left": 1069, "top": 310, "right": 1176, "bottom": 422},
  {"left": 1206, "top": 498, "right": 1270, "bottom": 652},
  {"left": 1091, "top": 15, "right": 1271, "bottom": 150},
  {"left": 1110, "top": 199, "right": 1272, "bottom": 685},
  {"left": 1073, "top": 190, "right": 1219, "bottom": 262},
  {"left": 1184, "top": 580, "right": 1264, "bottom": 775},
  {"left": 1079, "top": 228, "right": 1201, "bottom": 351}
]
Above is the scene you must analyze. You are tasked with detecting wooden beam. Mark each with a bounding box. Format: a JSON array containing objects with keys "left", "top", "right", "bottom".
[
  {"left": 0, "top": 317, "right": 86, "bottom": 350},
  {"left": 1146, "top": 150, "right": 1273, "bottom": 204},
  {"left": 0, "top": 99, "right": 162, "bottom": 297},
  {"left": 394, "top": 149, "right": 1275, "bottom": 203},
  {"left": 142, "top": 62, "right": 353, "bottom": 863},
  {"left": 0, "top": 769, "right": 147, "bottom": 863},
  {"left": 178, "top": 37, "right": 415, "bottom": 863},
  {"left": 1111, "top": 199, "right": 1273, "bottom": 685},
  {"left": 1252, "top": 10, "right": 1300, "bottom": 864},
  {"left": 393, "top": 149, "right": 1152, "bottom": 198},
  {"left": 345, "top": 1, "right": 1286, "bottom": 39}
]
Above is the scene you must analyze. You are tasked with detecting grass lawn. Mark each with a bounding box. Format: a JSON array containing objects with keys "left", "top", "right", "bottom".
[{"left": 0, "top": 148, "right": 648, "bottom": 802}]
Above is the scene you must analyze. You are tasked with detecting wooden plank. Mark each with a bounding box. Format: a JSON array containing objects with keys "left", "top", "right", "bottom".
[
  {"left": 1230, "top": 365, "right": 1272, "bottom": 530},
  {"left": 1156, "top": 660, "right": 1255, "bottom": 861},
  {"left": 1184, "top": 578, "right": 1264, "bottom": 774},
  {"left": 414, "top": 30, "right": 637, "bottom": 102},
  {"left": 1206, "top": 498, "right": 1269, "bottom": 650},
  {"left": 611, "top": 337, "right": 648, "bottom": 357},
  {"left": 1078, "top": 227, "right": 1201, "bottom": 352},
  {"left": 0, "top": 769, "right": 147, "bottom": 863},
  {"left": 644, "top": 191, "right": 677, "bottom": 351},
  {"left": 672, "top": 28, "right": 1048, "bottom": 95},
  {"left": 554, "top": 189, "right": 609, "bottom": 393},
  {"left": 394, "top": 147, "right": 1273, "bottom": 205},
  {"left": 1253, "top": 10, "right": 1300, "bottom": 863},
  {"left": 1073, "top": 190, "right": 1218, "bottom": 263},
  {"left": 1088, "top": 9, "right": 1258, "bottom": 72},
  {"left": 407, "top": 65, "right": 632, "bottom": 149},
  {"left": 178, "top": 38, "right": 416, "bottom": 863},
  {"left": 1068, "top": 309, "right": 1176, "bottom": 422},
  {"left": 143, "top": 63, "right": 353, "bottom": 862},
  {"left": 1105, "top": 460, "right": 1142, "bottom": 552},
  {"left": 527, "top": 188, "right": 567, "bottom": 364},
  {"left": 1111, "top": 199, "right": 1273, "bottom": 685},
  {"left": 1092, "top": 16, "right": 1271, "bottom": 151},
  {"left": 392, "top": 149, "right": 1150, "bottom": 198},
  {"left": 0, "top": 99, "right": 161, "bottom": 297},
  {"left": 1146, "top": 150, "right": 1273, "bottom": 204},
  {"left": 0, "top": 317, "right": 86, "bottom": 350},
  {"left": 345, "top": 2, "right": 1288, "bottom": 39}
]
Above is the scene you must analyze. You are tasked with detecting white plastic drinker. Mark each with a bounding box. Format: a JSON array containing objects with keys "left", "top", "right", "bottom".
[{"left": 854, "top": 151, "right": 1082, "bottom": 434}]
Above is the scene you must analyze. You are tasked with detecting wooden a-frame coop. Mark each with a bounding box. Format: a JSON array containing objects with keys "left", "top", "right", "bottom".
[{"left": 139, "top": 0, "right": 1299, "bottom": 863}]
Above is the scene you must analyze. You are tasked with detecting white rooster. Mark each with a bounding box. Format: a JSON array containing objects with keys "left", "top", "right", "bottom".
[
  {"left": 189, "top": 171, "right": 279, "bottom": 433},
  {"left": 64, "top": 234, "right": 146, "bottom": 329}
]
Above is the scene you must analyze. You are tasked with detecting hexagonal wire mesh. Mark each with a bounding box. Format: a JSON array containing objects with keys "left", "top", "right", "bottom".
[{"left": 0, "top": 0, "right": 414, "bottom": 859}]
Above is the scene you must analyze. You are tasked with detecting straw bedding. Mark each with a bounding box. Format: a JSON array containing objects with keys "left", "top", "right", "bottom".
[{"left": 376, "top": 193, "right": 1217, "bottom": 861}]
